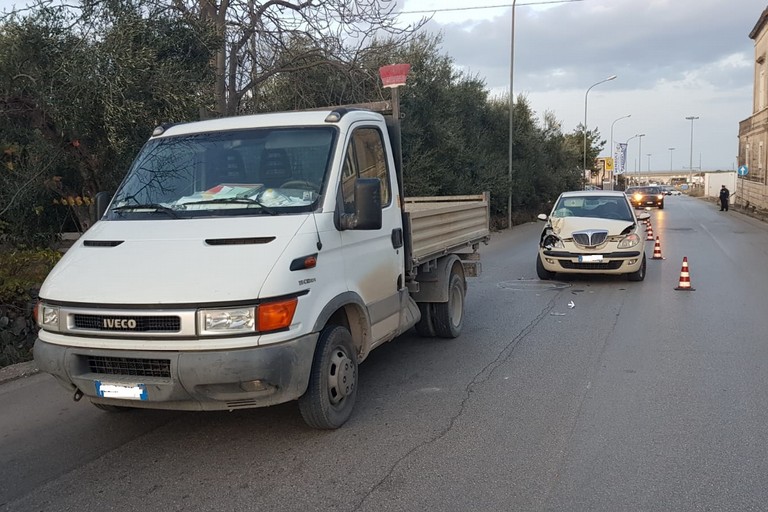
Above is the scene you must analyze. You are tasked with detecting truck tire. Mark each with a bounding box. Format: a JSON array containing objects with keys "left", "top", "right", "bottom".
[
  {"left": 415, "top": 302, "right": 436, "bottom": 337},
  {"left": 299, "top": 324, "right": 358, "bottom": 429},
  {"left": 432, "top": 271, "right": 465, "bottom": 338}
]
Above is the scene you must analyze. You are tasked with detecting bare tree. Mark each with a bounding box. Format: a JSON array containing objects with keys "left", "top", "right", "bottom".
[{"left": 168, "top": 0, "right": 426, "bottom": 116}]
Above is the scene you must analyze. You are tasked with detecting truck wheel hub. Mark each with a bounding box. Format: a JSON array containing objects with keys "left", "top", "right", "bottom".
[{"left": 328, "top": 349, "right": 355, "bottom": 404}]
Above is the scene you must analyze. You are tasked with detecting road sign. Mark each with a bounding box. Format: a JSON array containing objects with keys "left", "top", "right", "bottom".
[
  {"left": 738, "top": 165, "right": 748, "bottom": 176},
  {"left": 604, "top": 157, "right": 614, "bottom": 172}
]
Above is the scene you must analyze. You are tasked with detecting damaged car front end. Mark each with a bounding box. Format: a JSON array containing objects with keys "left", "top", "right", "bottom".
[{"left": 536, "top": 191, "right": 650, "bottom": 281}]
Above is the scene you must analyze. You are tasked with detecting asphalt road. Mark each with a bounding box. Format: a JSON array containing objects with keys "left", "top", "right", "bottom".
[{"left": 2, "top": 195, "right": 767, "bottom": 512}]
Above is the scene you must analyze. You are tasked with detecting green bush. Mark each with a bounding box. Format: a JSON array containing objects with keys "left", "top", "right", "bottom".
[{"left": 0, "top": 248, "right": 61, "bottom": 367}]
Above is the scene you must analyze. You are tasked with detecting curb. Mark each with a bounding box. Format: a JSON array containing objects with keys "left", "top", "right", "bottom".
[{"left": 0, "top": 361, "right": 39, "bottom": 385}]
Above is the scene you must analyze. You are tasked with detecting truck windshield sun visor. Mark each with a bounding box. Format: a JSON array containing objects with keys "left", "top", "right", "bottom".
[{"left": 106, "top": 127, "right": 337, "bottom": 220}]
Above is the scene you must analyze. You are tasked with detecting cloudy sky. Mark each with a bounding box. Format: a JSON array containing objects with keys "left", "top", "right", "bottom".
[{"left": 397, "top": 0, "right": 767, "bottom": 172}]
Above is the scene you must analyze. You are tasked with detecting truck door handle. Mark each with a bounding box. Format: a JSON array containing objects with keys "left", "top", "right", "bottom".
[{"left": 391, "top": 228, "right": 403, "bottom": 249}]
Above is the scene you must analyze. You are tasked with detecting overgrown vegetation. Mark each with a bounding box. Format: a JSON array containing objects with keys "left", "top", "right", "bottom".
[{"left": 0, "top": 1, "right": 607, "bottom": 366}]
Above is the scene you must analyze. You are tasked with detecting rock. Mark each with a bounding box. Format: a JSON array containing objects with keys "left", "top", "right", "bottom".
[
  {"left": 10, "top": 316, "right": 27, "bottom": 336},
  {"left": 0, "top": 316, "right": 8, "bottom": 329}
]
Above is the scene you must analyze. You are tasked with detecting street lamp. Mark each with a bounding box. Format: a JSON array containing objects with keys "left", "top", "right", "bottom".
[
  {"left": 686, "top": 116, "right": 699, "bottom": 186},
  {"left": 647, "top": 153, "right": 652, "bottom": 173},
  {"left": 583, "top": 75, "right": 617, "bottom": 183},
  {"left": 626, "top": 134, "right": 644, "bottom": 184},
  {"left": 668, "top": 147, "right": 675, "bottom": 172},
  {"left": 637, "top": 134, "right": 645, "bottom": 177},
  {"left": 508, "top": 0, "right": 517, "bottom": 230}
]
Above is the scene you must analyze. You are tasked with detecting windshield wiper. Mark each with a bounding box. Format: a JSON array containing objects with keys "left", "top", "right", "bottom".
[
  {"left": 183, "top": 197, "right": 277, "bottom": 215},
  {"left": 112, "top": 204, "right": 180, "bottom": 218}
]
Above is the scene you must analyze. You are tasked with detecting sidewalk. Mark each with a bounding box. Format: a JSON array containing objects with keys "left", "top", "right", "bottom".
[{"left": 0, "top": 360, "right": 38, "bottom": 384}]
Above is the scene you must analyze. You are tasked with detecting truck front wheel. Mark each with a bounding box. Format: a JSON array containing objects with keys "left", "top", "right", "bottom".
[
  {"left": 432, "top": 271, "right": 465, "bottom": 338},
  {"left": 299, "top": 324, "right": 358, "bottom": 429}
]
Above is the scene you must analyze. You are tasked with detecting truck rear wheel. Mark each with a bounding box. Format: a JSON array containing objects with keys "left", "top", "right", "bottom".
[
  {"left": 432, "top": 271, "right": 465, "bottom": 338},
  {"left": 299, "top": 324, "right": 358, "bottom": 429},
  {"left": 415, "top": 302, "right": 436, "bottom": 337}
]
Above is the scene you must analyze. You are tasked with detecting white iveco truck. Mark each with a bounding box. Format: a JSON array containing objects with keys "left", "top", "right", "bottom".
[{"left": 34, "top": 103, "right": 490, "bottom": 428}]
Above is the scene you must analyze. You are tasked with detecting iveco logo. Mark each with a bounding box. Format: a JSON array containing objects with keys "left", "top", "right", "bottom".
[{"left": 103, "top": 318, "right": 137, "bottom": 329}]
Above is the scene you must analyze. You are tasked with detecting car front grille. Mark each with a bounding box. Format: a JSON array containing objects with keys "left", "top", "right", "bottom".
[
  {"left": 87, "top": 355, "right": 171, "bottom": 378},
  {"left": 560, "top": 261, "right": 623, "bottom": 270},
  {"left": 572, "top": 230, "right": 608, "bottom": 247}
]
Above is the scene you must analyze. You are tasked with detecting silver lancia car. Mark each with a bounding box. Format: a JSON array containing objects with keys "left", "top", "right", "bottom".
[{"left": 536, "top": 190, "right": 651, "bottom": 281}]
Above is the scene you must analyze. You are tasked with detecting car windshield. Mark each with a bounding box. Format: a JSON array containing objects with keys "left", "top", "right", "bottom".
[
  {"left": 106, "top": 127, "right": 336, "bottom": 219},
  {"left": 551, "top": 195, "right": 634, "bottom": 221},
  {"left": 633, "top": 187, "right": 661, "bottom": 195}
]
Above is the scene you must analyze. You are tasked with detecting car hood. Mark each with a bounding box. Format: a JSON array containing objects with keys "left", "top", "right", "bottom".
[
  {"left": 40, "top": 216, "right": 308, "bottom": 305},
  {"left": 549, "top": 216, "right": 636, "bottom": 237}
]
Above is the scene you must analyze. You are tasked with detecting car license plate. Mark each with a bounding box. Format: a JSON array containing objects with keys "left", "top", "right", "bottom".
[
  {"left": 579, "top": 255, "right": 604, "bottom": 262},
  {"left": 95, "top": 380, "right": 148, "bottom": 400}
]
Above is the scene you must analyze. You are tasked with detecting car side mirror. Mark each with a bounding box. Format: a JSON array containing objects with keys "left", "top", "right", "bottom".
[
  {"left": 537, "top": 214, "right": 548, "bottom": 221},
  {"left": 95, "top": 191, "right": 113, "bottom": 220}
]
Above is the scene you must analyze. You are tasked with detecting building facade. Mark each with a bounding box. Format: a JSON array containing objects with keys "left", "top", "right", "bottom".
[{"left": 738, "top": 6, "right": 768, "bottom": 212}]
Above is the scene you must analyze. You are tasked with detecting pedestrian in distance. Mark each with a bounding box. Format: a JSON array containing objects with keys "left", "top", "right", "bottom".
[{"left": 719, "top": 184, "right": 730, "bottom": 211}]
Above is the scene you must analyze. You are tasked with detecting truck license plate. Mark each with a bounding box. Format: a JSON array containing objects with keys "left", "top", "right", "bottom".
[
  {"left": 95, "top": 380, "right": 148, "bottom": 400},
  {"left": 579, "top": 255, "right": 603, "bottom": 263}
]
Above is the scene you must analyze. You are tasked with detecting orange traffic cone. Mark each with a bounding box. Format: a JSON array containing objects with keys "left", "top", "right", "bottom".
[
  {"left": 674, "top": 257, "right": 695, "bottom": 291},
  {"left": 646, "top": 225, "right": 654, "bottom": 241},
  {"left": 651, "top": 236, "right": 663, "bottom": 259}
]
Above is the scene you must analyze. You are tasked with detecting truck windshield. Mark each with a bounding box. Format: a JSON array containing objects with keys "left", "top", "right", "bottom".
[{"left": 106, "top": 127, "right": 336, "bottom": 219}]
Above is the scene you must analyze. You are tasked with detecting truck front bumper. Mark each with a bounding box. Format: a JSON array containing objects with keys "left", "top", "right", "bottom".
[{"left": 33, "top": 334, "right": 319, "bottom": 411}]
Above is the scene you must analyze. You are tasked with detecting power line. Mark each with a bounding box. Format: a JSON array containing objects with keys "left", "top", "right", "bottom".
[{"left": 400, "top": 0, "right": 585, "bottom": 16}]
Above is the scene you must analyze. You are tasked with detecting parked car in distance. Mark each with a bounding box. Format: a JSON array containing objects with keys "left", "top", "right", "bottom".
[
  {"left": 626, "top": 185, "right": 665, "bottom": 209},
  {"left": 536, "top": 190, "right": 651, "bottom": 281}
]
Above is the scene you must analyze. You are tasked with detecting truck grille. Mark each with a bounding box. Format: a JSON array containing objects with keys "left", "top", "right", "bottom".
[
  {"left": 73, "top": 314, "right": 181, "bottom": 332},
  {"left": 87, "top": 355, "right": 171, "bottom": 378}
]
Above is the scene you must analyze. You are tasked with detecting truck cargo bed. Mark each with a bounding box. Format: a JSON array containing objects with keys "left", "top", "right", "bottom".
[{"left": 404, "top": 193, "right": 490, "bottom": 265}]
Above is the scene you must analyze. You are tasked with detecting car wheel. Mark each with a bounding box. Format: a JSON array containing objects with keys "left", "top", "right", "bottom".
[
  {"left": 536, "top": 254, "right": 556, "bottom": 280},
  {"left": 627, "top": 254, "right": 646, "bottom": 282},
  {"left": 298, "top": 324, "right": 358, "bottom": 429},
  {"left": 659, "top": 202, "right": 664, "bottom": 209},
  {"left": 432, "top": 270, "right": 465, "bottom": 339}
]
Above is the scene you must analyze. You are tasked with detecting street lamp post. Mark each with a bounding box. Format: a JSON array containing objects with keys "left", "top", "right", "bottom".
[
  {"left": 508, "top": 0, "right": 517, "bottom": 230},
  {"left": 668, "top": 147, "right": 675, "bottom": 172},
  {"left": 647, "top": 153, "right": 651, "bottom": 173},
  {"left": 637, "top": 134, "right": 645, "bottom": 178},
  {"left": 686, "top": 116, "right": 699, "bottom": 185},
  {"left": 625, "top": 134, "right": 644, "bottom": 185},
  {"left": 583, "top": 75, "right": 617, "bottom": 185}
]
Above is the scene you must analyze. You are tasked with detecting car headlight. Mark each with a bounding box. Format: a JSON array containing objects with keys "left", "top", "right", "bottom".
[
  {"left": 617, "top": 233, "right": 641, "bottom": 249},
  {"left": 35, "top": 302, "right": 61, "bottom": 332},
  {"left": 657, "top": 194, "right": 664, "bottom": 200},
  {"left": 197, "top": 298, "right": 297, "bottom": 336},
  {"left": 542, "top": 234, "right": 564, "bottom": 249},
  {"left": 633, "top": 194, "right": 642, "bottom": 201}
]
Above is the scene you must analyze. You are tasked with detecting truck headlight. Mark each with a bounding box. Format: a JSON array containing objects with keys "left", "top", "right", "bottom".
[
  {"left": 617, "top": 233, "right": 641, "bottom": 249},
  {"left": 35, "top": 302, "right": 61, "bottom": 332},
  {"left": 198, "top": 308, "right": 256, "bottom": 336},
  {"left": 197, "top": 298, "right": 298, "bottom": 336}
]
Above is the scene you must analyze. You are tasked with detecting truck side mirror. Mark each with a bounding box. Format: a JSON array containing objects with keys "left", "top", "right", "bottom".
[
  {"left": 95, "top": 191, "right": 113, "bottom": 220},
  {"left": 339, "top": 178, "right": 382, "bottom": 230}
]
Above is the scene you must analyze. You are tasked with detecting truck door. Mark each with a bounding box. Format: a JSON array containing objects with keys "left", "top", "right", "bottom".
[{"left": 339, "top": 123, "right": 404, "bottom": 343}]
